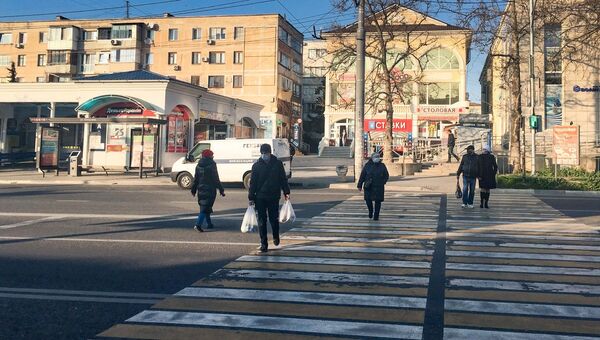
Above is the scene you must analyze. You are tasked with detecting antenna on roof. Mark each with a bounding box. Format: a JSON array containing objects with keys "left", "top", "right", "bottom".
[
  {"left": 125, "top": 0, "right": 130, "bottom": 19},
  {"left": 312, "top": 26, "right": 324, "bottom": 40}
]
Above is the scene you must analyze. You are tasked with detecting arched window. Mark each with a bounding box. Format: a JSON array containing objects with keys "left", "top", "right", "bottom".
[
  {"left": 386, "top": 49, "right": 413, "bottom": 71},
  {"left": 421, "top": 48, "right": 459, "bottom": 70}
]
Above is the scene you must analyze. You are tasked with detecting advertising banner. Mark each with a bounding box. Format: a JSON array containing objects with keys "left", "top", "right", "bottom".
[
  {"left": 107, "top": 125, "right": 127, "bottom": 152},
  {"left": 364, "top": 119, "right": 412, "bottom": 132},
  {"left": 553, "top": 126, "right": 579, "bottom": 165},
  {"left": 167, "top": 115, "right": 189, "bottom": 153},
  {"left": 131, "top": 135, "right": 155, "bottom": 168},
  {"left": 40, "top": 127, "right": 59, "bottom": 168}
]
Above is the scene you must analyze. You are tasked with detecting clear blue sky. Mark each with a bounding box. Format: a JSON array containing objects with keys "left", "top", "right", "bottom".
[{"left": 0, "top": 0, "right": 484, "bottom": 101}]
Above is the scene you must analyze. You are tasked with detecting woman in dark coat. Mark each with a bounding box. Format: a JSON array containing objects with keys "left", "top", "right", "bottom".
[
  {"left": 478, "top": 146, "right": 498, "bottom": 209},
  {"left": 357, "top": 152, "right": 390, "bottom": 220},
  {"left": 191, "top": 149, "right": 225, "bottom": 231}
]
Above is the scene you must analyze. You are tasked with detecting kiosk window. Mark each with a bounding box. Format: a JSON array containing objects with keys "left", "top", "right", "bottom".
[
  {"left": 90, "top": 123, "right": 107, "bottom": 150},
  {"left": 189, "top": 143, "right": 210, "bottom": 161}
]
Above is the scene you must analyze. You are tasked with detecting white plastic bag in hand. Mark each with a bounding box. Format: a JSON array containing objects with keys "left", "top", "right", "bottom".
[
  {"left": 241, "top": 204, "right": 258, "bottom": 233},
  {"left": 278, "top": 200, "right": 296, "bottom": 223}
]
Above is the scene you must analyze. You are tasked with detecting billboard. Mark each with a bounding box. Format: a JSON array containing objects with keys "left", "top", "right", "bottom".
[
  {"left": 553, "top": 126, "right": 579, "bottom": 165},
  {"left": 364, "top": 119, "right": 412, "bottom": 132}
]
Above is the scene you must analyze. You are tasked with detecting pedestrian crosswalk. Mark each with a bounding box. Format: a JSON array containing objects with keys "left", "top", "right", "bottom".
[{"left": 96, "top": 193, "right": 600, "bottom": 339}]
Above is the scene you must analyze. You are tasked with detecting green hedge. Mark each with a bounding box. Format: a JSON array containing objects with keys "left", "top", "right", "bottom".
[{"left": 498, "top": 170, "right": 600, "bottom": 191}]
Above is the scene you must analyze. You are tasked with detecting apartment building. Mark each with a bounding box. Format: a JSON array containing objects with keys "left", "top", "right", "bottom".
[
  {"left": 301, "top": 39, "right": 327, "bottom": 151},
  {"left": 0, "top": 13, "right": 303, "bottom": 138}
]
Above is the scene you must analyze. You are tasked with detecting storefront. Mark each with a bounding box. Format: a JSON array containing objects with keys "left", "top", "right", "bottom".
[{"left": 0, "top": 70, "right": 262, "bottom": 171}]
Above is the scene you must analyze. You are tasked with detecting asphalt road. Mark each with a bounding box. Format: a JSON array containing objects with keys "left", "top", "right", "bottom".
[{"left": 0, "top": 184, "right": 354, "bottom": 340}]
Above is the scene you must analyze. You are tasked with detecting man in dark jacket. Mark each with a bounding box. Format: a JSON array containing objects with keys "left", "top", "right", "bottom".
[
  {"left": 447, "top": 131, "right": 459, "bottom": 163},
  {"left": 456, "top": 145, "right": 478, "bottom": 208},
  {"left": 248, "top": 143, "right": 290, "bottom": 252},
  {"left": 191, "top": 149, "right": 225, "bottom": 232}
]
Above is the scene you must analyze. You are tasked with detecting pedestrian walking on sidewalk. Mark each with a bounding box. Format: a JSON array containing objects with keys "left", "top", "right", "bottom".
[
  {"left": 191, "top": 149, "right": 225, "bottom": 232},
  {"left": 357, "top": 152, "right": 389, "bottom": 221},
  {"left": 447, "top": 131, "right": 460, "bottom": 163},
  {"left": 289, "top": 140, "right": 296, "bottom": 167},
  {"left": 457, "top": 145, "right": 479, "bottom": 208},
  {"left": 248, "top": 143, "right": 291, "bottom": 253},
  {"left": 478, "top": 146, "right": 498, "bottom": 208}
]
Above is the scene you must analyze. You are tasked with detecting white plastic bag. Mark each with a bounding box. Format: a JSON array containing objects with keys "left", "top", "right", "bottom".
[
  {"left": 278, "top": 199, "right": 296, "bottom": 223},
  {"left": 241, "top": 204, "right": 258, "bottom": 233}
]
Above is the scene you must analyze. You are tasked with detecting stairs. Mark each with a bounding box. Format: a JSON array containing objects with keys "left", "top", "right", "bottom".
[
  {"left": 320, "top": 146, "right": 352, "bottom": 158},
  {"left": 414, "top": 161, "right": 458, "bottom": 177}
]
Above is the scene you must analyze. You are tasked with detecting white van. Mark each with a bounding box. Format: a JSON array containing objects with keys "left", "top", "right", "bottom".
[{"left": 170, "top": 138, "right": 291, "bottom": 189}]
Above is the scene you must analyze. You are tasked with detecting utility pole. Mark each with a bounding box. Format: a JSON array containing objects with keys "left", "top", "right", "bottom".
[
  {"left": 126, "top": 1, "right": 130, "bottom": 19},
  {"left": 354, "top": 0, "right": 366, "bottom": 182},
  {"left": 529, "top": 0, "right": 536, "bottom": 175}
]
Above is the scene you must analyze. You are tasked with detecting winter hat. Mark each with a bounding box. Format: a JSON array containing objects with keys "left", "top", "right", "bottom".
[
  {"left": 466, "top": 145, "right": 475, "bottom": 150},
  {"left": 260, "top": 143, "right": 272, "bottom": 154},
  {"left": 202, "top": 149, "right": 214, "bottom": 158},
  {"left": 482, "top": 145, "right": 490, "bottom": 152}
]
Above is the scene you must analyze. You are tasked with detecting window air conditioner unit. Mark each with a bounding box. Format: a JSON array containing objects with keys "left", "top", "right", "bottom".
[
  {"left": 173, "top": 65, "right": 181, "bottom": 71},
  {"left": 110, "top": 39, "right": 121, "bottom": 45},
  {"left": 202, "top": 57, "right": 210, "bottom": 62},
  {"left": 206, "top": 39, "right": 215, "bottom": 45},
  {"left": 147, "top": 23, "right": 158, "bottom": 30},
  {"left": 15, "top": 43, "right": 24, "bottom": 49},
  {"left": 144, "top": 38, "right": 153, "bottom": 45}
]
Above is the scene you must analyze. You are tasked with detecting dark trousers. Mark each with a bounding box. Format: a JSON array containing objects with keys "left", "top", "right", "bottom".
[
  {"left": 448, "top": 145, "right": 459, "bottom": 162},
  {"left": 255, "top": 198, "right": 280, "bottom": 247},
  {"left": 365, "top": 200, "right": 382, "bottom": 219},
  {"left": 462, "top": 176, "right": 476, "bottom": 205}
]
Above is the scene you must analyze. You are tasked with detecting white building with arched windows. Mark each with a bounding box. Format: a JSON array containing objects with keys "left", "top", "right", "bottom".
[{"left": 320, "top": 5, "right": 472, "bottom": 156}]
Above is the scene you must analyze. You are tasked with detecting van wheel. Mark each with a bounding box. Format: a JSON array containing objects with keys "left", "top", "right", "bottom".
[
  {"left": 177, "top": 172, "right": 193, "bottom": 189},
  {"left": 243, "top": 172, "right": 252, "bottom": 189}
]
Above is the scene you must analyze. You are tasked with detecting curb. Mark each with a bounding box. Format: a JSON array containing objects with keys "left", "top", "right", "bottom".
[{"left": 0, "top": 179, "right": 174, "bottom": 186}]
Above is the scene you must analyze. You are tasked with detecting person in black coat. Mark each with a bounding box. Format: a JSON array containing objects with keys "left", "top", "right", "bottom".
[
  {"left": 447, "top": 131, "right": 459, "bottom": 163},
  {"left": 248, "top": 143, "right": 291, "bottom": 253},
  {"left": 457, "top": 145, "right": 479, "bottom": 208},
  {"left": 357, "top": 152, "right": 390, "bottom": 221},
  {"left": 478, "top": 146, "right": 498, "bottom": 208},
  {"left": 191, "top": 149, "right": 225, "bottom": 232}
]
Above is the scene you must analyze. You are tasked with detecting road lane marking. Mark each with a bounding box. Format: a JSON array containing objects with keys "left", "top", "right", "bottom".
[
  {"left": 56, "top": 199, "right": 89, "bottom": 203},
  {"left": 0, "top": 292, "right": 159, "bottom": 304},
  {"left": 237, "top": 255, "right": 432, "bottom": 269},
  {"left": 0, "top": 236, "right": 257, "bottom": 246},
  {"left": 447, "top": 250, "right": 600, "bottom": 262},
  {"left": 175, "top": 287, "right": 427, "bottom": 309},
  {"left": 217, "top": 269, "right": 431, "bottom": 286},
  {"left": 447, "top": 262, "right": 600, "bottom": 276},
  {"left": 450, "top": 240, "right": 599, "bottom": 251},
  {"left": 444, "top": 327, "right": 599, "bottom": 340},
  {"left": 286, "top": 245, "right": 433, "bottom": 255},
  {"left": 0, "top": 212, "right": 308, "bottom": 222},
  {"left": 0, "top": 286, "right": 168, "bottom": 298},
  {"left": 291, "top": 228, "right": 435, "bottom": 235},
  {"left": 126, "top": 310, "right": 423, "bottom": 339},
  {"left": 448, "top": 278, "right": 600, "bottom": 295},
  {"left": 445, "top": 299, "right": 600, "bottom": 319},
  {"left": 0, "top": 216, "right": 64, "bottom": 230}
]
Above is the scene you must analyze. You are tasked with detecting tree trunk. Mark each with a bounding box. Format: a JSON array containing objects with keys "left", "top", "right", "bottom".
[
  {"left": 508, "top": 3, "right": 523, "bottom": 174},
  {"left": 383, "top": 72, "right": 395, "bottom": 165}
]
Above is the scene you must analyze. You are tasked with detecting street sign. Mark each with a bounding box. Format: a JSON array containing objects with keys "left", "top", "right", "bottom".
[{"left": 364, "top": 119, "right": 412, "bottom": 132}]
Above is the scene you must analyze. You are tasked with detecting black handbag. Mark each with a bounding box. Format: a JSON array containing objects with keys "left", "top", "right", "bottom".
[{"left": 455, "top": 180, "right": 462, "bottom": 199}]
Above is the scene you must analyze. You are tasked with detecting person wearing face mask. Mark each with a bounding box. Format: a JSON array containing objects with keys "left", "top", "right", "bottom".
[
  {"left": 478, "top": 146, "right": 498, "bottom": 208},
  {"left": 191, "top": 149, "right": 225, "bottom": 232},
  {"left": 357, "top": 153, "right": 389, "bottom": 221},
  {"left": 456, "top": 145, "right": 479, "bottom": 208},
  {"left": 248, "top": 143, "right": 291, "bottom": 252}
]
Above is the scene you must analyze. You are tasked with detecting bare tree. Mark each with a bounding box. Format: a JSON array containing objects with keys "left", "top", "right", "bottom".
[{"left": 326, "top": 0, "right": 464, "bottom": 165}]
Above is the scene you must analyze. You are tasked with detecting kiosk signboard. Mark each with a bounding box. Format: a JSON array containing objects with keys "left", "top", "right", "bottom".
[
  {"left": 553, "top": 126, "right": 579, "bottom": 165},
  {"left": 40, "top": 127, "right": 60, "bottom": 168}
]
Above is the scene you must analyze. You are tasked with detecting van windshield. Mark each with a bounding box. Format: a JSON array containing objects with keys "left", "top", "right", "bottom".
[{"left": 189, "top": 143, "right": 210, "bottom": 161}]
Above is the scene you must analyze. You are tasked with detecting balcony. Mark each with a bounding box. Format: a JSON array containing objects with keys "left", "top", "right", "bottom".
[
  {"left": 47, "top": 39, "right": 77, "bottom": 51},
  {"left": 46, "top": 64, "right": 77, "bottom": 74}
]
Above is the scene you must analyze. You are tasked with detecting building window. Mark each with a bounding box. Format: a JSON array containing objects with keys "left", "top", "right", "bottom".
[
  {"left": 111, "top": 49, "right": 136, "bottom": 63},
  {"left": 17, "top": 55, "right": 26, "bottom": 67},
  {"left": 146, "top": 29, "right": 155, "bottom": 40},
  {"left": 168, "top": 28, "right": 178, "bottom": 41},
  {"left": 191, "top": 75, "right": 200, "bottom": 86},
  {"left": 144, "top": 52, "right": 153, "bottom": 65},
  {"left": 233, "top": 51, "right": 243, "bottom": 64},
  {"left": 37, "top": 54, "right": 46, "bottom": 66},
  {"left": 0, "top": 33, "right": 12, "bottom": 44},
  {"left": 209, "top": 27, "right": 226, "bottom": 40},
  {"left": 98, "top": 52, "right": 110, "bottom": 64},
  {"left": 291, "top": 37, "right": 302, "bottom": 54},
  {"left": 280, "top": 75, "right": 292, "bottom": 91},
  {"left": 97, "top": 28, "right": 111, "bottom": 40},
  {"left": 0, "top": 55, "right": 11, "bottom": 66},
  {"left": 293, "top": 82, "right": 301, "bottom": 97},
  {"left": 111, "top": 25, "right": 133, "bottom": 39},
  {"left": 168, "top": 52, "right": 177, "bottom": 65},
  {"left": 308, "top": 48, "right": 326, "bottom": 59},
  {"left": 208, "top": 75, "right": 225, "bottom": 88},
  {"left": 48, "top": 50, "right": 68, "bottom": 65},
  {"left": 234, "top": 27, "right": 244, "bottom": 40},
  {"left": 192, "top": 52, "right": 201, "bottom": 64},
  {"left": 209, "top": 51, "right": 225, "bottom": 64},
  {"left": 39, "top": 31, "right": 47, "bottom": 43},
  {"left": 233, "top": 75, "right": 243, "bottom": 88},
  {"left": 305, "top": 66, "right": 327, "bottom": 77},
  {"left": 80, "top": 53, "right": 94, "bottom": 73},
  {"left": 279, "top": 52, "right": 291, "bottom": 69},
  {"left": 544, "top": 24, "right": 563, "bottom": 129},
  {"left": 292, "top": 60, "right": 301, "bottom": 74},
  {"left": 192, "top": 28, "right": 201, "bottom": 40},
  {"left": 49, "top": 27, "right": 71, "bottom": 41},
  {"left": 83, "top": 30, "right": 97, "bottom": 41},
  {"left": 419, "top": 82, "right": 460, "bottom": 105},
  {"left": 421, "top": 47, "right": 459, "bottom": 70},
  {"left": 278, "top": 27, "right": 289, "bottom": 44},
  {"left": 36, "top": 76, "right": 46, "bottom": 83},
  {"left": 18, "top": 32, "right": 26, "bottom": 44}
]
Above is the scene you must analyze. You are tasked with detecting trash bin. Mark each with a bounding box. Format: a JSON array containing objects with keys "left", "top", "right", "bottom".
[{"left": 68, "top": 151, "right": 82, "bottom": 177}]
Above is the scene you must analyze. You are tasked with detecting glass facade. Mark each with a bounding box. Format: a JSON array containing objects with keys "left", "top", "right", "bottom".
[{"left": 544, "top": 24, "right": 562, "bottom": 129}]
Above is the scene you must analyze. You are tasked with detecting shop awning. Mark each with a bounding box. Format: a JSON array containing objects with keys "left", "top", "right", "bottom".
[
  {"left": 29, "top": 117, "right": 166, "bottom": 124},
  {"left": 75, "top": 95, "right": 160, "bottom": 114}
]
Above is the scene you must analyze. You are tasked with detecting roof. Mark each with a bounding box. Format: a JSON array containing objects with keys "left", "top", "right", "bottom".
[
  {"left": 74, "top": 70, "right": 171, "bottom": 81},
  {"left": 75, "top": 94, "right": 160, "bottom": 113},
  {"left": 325, "top": 23, "right": 469, "bottom": 34}
]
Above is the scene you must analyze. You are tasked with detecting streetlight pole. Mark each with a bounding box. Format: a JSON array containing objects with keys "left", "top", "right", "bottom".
[
  {"left": 529, "top": 0, "right": 536, "bottom": 175},
  {"left": 354, "top": 0, "right": 366, "bottom": 182}
]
